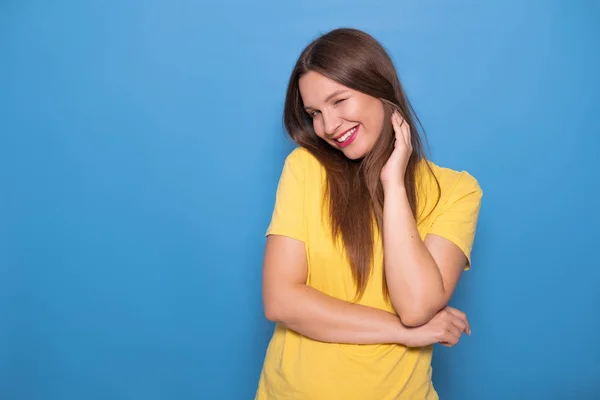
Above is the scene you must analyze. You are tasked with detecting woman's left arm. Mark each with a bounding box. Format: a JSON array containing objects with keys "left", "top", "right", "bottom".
[
  {"left": 380, "top": 111, "right": 480, "bottom": 327},
  {"left": 382, "top": 184, "right": 468, "bottom": 327}
]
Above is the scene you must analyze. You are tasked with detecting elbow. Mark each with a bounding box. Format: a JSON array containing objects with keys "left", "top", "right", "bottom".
[
  {"left": 395, "top": 300, "right": 445, "bottom": 327},
  {"left": 398, "top": 311, "right": 434, "bottom": 327},
  {"left": 263, "top": 300, "right": 283, "bottom": 322},
  {"left": 263, "top": 283, "right": 303, "bottom": 323},
  {"left": 263, "top": 292, "right": 293, "bottom": 323}
]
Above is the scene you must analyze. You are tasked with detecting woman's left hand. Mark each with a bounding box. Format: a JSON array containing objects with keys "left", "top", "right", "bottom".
[{"left": 380, "top": 111, "right": 413, "bottom": 189}]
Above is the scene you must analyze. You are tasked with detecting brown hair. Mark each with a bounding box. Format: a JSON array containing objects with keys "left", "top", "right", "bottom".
[{"left": 283, "top": 28, "right": 439, "bottom": 300}]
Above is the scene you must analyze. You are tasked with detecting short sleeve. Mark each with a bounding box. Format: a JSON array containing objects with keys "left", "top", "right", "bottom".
[
  {"left": 426, "top": 171, "right": 483, "bottom": 269},
  {"left": 265, "top": 149, "right": 306, "bottom": 242}
]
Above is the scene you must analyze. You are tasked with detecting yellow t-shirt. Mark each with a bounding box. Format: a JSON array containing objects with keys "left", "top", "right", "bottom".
[{"left": 256, "top": 147, "right": 482, "bottom": 400}]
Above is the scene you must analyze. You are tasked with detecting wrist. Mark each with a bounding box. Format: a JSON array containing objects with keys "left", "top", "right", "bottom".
[
  {"left": 383, "top": 182, "right": 407, "bottom": 196},
  {"left": 397, "top": 323, "right": 426, "bottom": 348}
]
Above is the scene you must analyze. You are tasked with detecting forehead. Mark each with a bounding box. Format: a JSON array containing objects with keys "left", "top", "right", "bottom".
[{"left": 298, "top": 71, "right": 349, "bottom": 107}]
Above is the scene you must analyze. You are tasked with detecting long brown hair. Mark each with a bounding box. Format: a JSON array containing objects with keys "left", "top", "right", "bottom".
[{"left": 283, "top": 28, "right": 440, "bottom": 300}]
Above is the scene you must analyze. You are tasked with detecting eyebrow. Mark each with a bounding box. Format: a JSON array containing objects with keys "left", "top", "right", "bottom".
[{"left": 304, "top": 89, "right": 349, "bottom": 110}]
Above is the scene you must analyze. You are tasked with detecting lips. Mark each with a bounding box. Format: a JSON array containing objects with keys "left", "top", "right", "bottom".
[
  {"left": 333, "top": 125, "right": 359, "bottom": 148},
  {"left": 333, "top": 125, "right": 358, "bottom": 141}
]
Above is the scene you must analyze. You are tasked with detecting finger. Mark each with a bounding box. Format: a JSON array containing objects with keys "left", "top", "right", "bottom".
[
  {"left": 391, "top": 111, "right": 402, "bottom": 142},
  {"left": 450, "top": 317, "right": 467, "bottom": 336},
  {"left": 448, "top": 311, "right": 469, "bottom": 336},
  {"left": 392, "top": 111, "right": 408, "bottom": 147},
  {"left": 399, "top": 115, "right": 411, "bottom": 148},
  {"left": 446, "top": 324, "right": 462, "bottom": 341},
  {"left": 446, "top": 307, "right": 470, "bottom": 335},
  {"left": 445, "top": 308, "right": 466, "bottom": 331},
  {"left": 440, "top": 329, "right": 460, "bottom": 347}
]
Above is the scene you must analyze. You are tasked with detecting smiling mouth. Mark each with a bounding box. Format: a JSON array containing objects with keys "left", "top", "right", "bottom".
[{"left": 334, "top": 126, "right": 358, "bottom": 144}]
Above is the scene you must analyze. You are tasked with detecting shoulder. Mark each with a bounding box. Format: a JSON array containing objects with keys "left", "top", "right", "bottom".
[
  {"left": 415, "top": 159, "right": 483, "bottom": 220},
  {"left": 283, "top": 146, "right": 309, "bottom": 167},
  {"left": 281, "top": 147, "right": 323, "bottom": 176},
  {"left": 430, "top": 161, "right": 481, "bottom": 193},
  {"left": 284, "top": 146, "right": 319, "bottom": 165},
  {"left": 416, "top": 158, "right": 482, "bottom": 194}
]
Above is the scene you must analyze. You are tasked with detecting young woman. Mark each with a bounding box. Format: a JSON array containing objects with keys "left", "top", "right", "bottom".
[{"left": 256, "top": 28, "right": 483, "bottom": 400}]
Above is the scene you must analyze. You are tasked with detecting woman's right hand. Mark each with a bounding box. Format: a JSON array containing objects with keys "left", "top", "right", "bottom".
[{"left": 404, "top": 306, "right": 470, "bottom": 348}]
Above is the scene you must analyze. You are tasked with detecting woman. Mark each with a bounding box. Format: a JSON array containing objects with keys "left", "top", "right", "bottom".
[{"left": 256, "top": 28, "right": 482, "bottom": 400}]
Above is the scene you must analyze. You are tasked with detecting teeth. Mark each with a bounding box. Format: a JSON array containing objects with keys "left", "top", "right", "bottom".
[{"left": 336, "top": 127, "right": 356, "bottom": 143}]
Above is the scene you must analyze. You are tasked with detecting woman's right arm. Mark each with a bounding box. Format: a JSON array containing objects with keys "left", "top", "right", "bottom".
[{"left": 262, "top": 234, "right": 414, "bottom": 345}]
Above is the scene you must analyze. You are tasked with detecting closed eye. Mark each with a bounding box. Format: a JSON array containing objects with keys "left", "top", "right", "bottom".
[{"left": 333, "top": 98, "right": 347, "bottom": 106}]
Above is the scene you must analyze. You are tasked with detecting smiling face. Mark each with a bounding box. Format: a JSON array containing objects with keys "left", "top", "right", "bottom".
[{"left": 299, "top": 71, "right": 385, "bottom": 160}]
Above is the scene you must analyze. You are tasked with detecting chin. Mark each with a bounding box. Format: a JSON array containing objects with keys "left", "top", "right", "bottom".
[
  {"left": 341, "top": 148, "right": 367, "bottom": 160},
  {"left": 341, "top": 142, "right": 372, "bottom": 160}
]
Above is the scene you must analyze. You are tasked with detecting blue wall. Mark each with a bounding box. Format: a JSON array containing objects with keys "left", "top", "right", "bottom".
[{"left": 2, "top": 1, "right": 599, "bottom": 399}]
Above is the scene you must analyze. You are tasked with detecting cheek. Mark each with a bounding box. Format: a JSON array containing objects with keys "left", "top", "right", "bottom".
[
  {"left": 343, "top": 101, "right": 361, "bottom": 120},
  {"left": 344, "top": 99, "right": 375, "bottom": 130},
  {"left": 365, "top": 104, "right": 384, "bottom": 136},
  {"left": 313, "top": 119, "right": 325, "bottom": 139},
  {"left": 370, "top": 114, "right": 384, "bottom": 135}
]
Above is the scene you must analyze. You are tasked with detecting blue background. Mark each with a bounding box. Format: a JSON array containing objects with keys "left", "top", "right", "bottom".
[{"left": 2, "top": 1, "right": 599, "bottom": 399}]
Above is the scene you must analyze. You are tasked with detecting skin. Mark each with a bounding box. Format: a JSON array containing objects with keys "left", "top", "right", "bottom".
[
  {"left": 382, "top": 112, "right": 471, "bottom": 328},
  {"left": 262, "top": 71, "right": 470, "bottom": 348},
  {"left": 300, "top": 71, "right": 385, "bottom": 160}
]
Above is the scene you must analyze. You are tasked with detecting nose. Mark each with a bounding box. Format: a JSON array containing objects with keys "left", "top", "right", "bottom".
[{"left": 322, "top": 111, "right": 342, "bottom": 138}]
